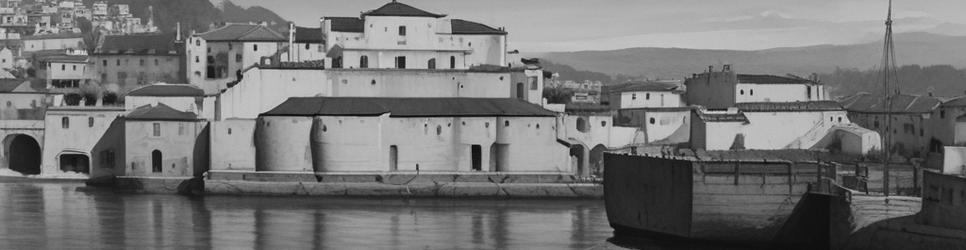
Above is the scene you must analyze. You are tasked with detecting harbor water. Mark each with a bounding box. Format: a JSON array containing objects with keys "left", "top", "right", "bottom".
[{"left": 0, "top": 181, "right": 613, "bottom": 249}]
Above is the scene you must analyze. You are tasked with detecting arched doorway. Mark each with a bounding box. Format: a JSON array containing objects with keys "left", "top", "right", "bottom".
[
  {"left": 569, "top": 144, "right": 586, "bottom": 176},
  {"left": 3, "top": 134, "right": 41, "bottom": 175},
  {"left": 59, "top": 153, "right": 90, "bottom": 174},
  {"left": 589, "top": 144, "right": 608, "bottom": 177}
]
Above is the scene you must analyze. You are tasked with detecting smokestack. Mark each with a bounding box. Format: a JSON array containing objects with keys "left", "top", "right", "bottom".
[{"left": 175, "top": 22, "right": 181, "bottom": 41}]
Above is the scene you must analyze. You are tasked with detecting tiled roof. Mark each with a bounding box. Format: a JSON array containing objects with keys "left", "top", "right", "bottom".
[
  {"left": 736, "top": 101, "right": 843, "bottom": 112},
  {"left": 95, "top": 33, "right": 179, "bottom": 55},
  {"left": 294, "top": 26, "right": 323, "bottom": 43},
  {"left": 363, "top": 1, "right": 446, "bottom": 18},
  {"left": 197, "top": 23, "right": 286, "bottom": 42},
  {"left": 0, "top": 79, "right": 27, "bottom": 92},
  {"left": 262, "top": 97, "right": 556, "bottom": 117},
  {"left": 126, "top": 103, "right": 198, "bottom": 121},
  {"left": 325, "top": 17, "right": 364, "bottom": 33},
  {"left": 693, "top": 109, "right": 749, "bottom": 123},
  {"left": 840, "top": 93, "right": 940, "bottom": 114},
  {"left": 126, "top": 84, "right": 204, "bottom": 97},
  {"left": 451, "top": 19, "right": 506, "bottom": 35},
  {"left": 942, "top": 96, "right": 966, "bottom": 107},
  {"left": 737, "top": 74, "right": 818, "bottom": 85},
  {"left": 605, "top": 81, "right": 682, "bottom": 93}
]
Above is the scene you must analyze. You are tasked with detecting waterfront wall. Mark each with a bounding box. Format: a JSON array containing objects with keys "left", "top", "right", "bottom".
[{"left": 203, "top": 171, "right": 601, "bottom": 198}]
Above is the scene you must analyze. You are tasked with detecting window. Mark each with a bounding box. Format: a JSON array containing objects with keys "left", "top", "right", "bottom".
[
  {"left": 194, "top": 56, "right": 199, "bottom": 63},
  {"left": 88, "top": 117, "right": 94, "bottom": 127},
  {"left": 395, "top": 56, "right": 406, "bottom": 69},
  {"left": 117, "top": 59, "right": 120, "bottom": 66},
  {"left": 139, "top": 59, "right": 144, "bottom": 66},
  {"left": 253, "top": 44, "right": 258, "bottom": 51},
  {"left": 750, "top": 89, "right": 754, "bottom": 96},
  {"left": 649, "top": 117, "right": 656, "bottom": 124},
  {"left": 807, "top": 86, "right": 812, "bottom": 99},
  {"left": 228, "top": 43, "right": 233, "bottom": 50},
  {"left": 102, "top": 60, "right": 107, "bottom": 66},
  {"left": 61, "top": 64, "right": 65, "bottom": 70},
  {"left": 941, "top": 110, "right": 946, "bottom": 119},
  {"left": 450, "top": 56, "right": 456, "bottom": 69},
  {"left": 332, "top": 56, "right": 343, "bottom": 68},
  {"left": 101, "top": 150, "right": 115, "bottom": 169},
  {"left": 195, "top": 40, "right": 200, "bottom": 46},
  {"left": 178, "top": 124, "right": 185, "bottom": 135},
  {"left": 151, "top": 150, "right": 162, "bottom": 173},
  {"left": 154, "top": 59, "right": 159, "bottom": 66},
  {"left": 576, "top": 117, "right": 589, "bottom": 132},
  {"left": 305, "top": 43, "right": 310, "bottom": 50},
  {"left": 398, "top": 26, "right": 406, "bottom": 36},
  {"left": 740, "top": 90, "right": 744, "bottom": 95},
  {"left": 360, "top": 56, "right": 368, "bottom": 68},
  {"left": 152, "top": 123, "right": 161, "bottom": 137},
  {"left": 61, "top": 117, "right": 69, "bottom": 128},
  {"left": 427, "top": 58, "right": 436, "bottom": 69},
  {"left": 601, "top": 121, "right": 608, "bottom": 127},
  {"left": 529, "top": 76, "right": 538, "bottom": 90},
  {"left": 235, "top": 54, "right": 242, "bottom": 63},
  {"left": 838, "top": 117, "right": 842, "bottom": 123},
  {"left": 645, "top": 93, "right": 650, "bottom": 100},
  {"left": 632, "top": 94, "right": 637, "bottom": 100}
]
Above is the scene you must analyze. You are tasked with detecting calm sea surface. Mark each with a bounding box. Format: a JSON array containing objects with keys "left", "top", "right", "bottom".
[{"left": 0, "top": 181, "right": 612, "bottom": 249}]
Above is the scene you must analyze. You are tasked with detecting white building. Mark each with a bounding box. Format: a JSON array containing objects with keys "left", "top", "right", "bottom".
[
  {"left": 685, "top": 65, "right": 828, "bottom": 109},
  {"left": 186, "top": 23, "right": 287, "bottom": 91},
  {"left": 321, "top": 1, "right": 507, "bottom": 70}
]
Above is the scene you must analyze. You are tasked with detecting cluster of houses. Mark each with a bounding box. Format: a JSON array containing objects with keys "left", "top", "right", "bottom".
[{"left": 0, "top": 1, "right": 963, "bottom": 197}]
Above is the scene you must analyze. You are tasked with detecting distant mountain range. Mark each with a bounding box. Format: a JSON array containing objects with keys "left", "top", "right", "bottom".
[{"left": 529, "top": 32, "right": 966, "bottom": 81}]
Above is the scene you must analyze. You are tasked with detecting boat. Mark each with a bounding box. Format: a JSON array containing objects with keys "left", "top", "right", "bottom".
[{"left": 603, "top": 153, "right": 844, "bottom": 248}]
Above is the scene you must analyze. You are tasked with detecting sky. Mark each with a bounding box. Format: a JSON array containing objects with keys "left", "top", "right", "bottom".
[{"left": 219, "top": 0, "right": 966, "bottom": 52}]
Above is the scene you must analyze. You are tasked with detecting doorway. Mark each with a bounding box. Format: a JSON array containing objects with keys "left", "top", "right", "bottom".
[
  {"left": 389, "top": 145, "right": 398, "bottom": 171},
  {"left": 471, "top": 145, "right": 482, "bottom": 171}
]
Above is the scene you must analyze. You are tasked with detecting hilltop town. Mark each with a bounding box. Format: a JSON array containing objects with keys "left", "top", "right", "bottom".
[{"left": 0, "top": 0, "right": 961, "bottom": 248}]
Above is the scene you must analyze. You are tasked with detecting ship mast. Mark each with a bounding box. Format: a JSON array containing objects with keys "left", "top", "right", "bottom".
[{"left": 880, "top": 0, "right": 900, "bottom": 195}]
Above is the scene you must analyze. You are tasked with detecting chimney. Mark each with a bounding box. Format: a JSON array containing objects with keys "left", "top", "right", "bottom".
[{"left": 288, "top": 22, "right": 295, "bottom": 62}]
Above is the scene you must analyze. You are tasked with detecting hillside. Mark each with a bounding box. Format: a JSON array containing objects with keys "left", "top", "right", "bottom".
[
  {"left": 81, "top": 0, "right": 288, "bottom": 33},
  {"left": 532, "top": 33, "right": 966, "bottom": 81}
]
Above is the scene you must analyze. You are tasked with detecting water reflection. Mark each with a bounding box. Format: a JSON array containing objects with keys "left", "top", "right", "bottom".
[{"left": 0, "top": 182, "right": 611, "bottom": 249}]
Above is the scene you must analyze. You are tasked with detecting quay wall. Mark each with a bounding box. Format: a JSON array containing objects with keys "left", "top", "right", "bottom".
[{"left": 202, "top": 171, "right": 601, "bottom": 198}]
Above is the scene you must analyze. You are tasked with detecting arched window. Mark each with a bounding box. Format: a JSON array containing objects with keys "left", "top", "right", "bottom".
[
  {"left": 305, "top": 43, "right": 311, "bottom": 50},
  {"left": 450, "top": 56, "right": 456, "bottom": 69},
  {"left": 61, "top": 117, "right": 69, "bottom": 129},
  {"left": 516, "top": 83, "right": 524, "bottom": 99},
  {"left": 576, "top": 117, "right": 589, "bottom": 132},
  {"left": 427, "top": 58, "right": 436, "bottom": 69},
  {"left": 740, "top": 90, "right": 745, "bottom": 95},
  {"left": 649, "top": 117, "right": 656, "bottom": 124},
  {"left": 151, "top": 150, "right": 162, "bottom": 173},
  {"left": 253, "top": 44, "right": 258, "bottom": 51},
  {"left": 360, "top": 56, "right": 368, "bottom": 68},
  {"left": 645, "top": 93, "right": 650, "bottom": 100}
]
